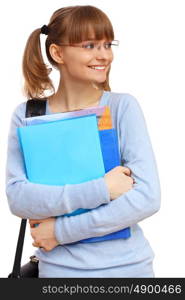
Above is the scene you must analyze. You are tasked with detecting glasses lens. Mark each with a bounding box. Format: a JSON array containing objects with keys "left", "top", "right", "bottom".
[{"left": 112, "top": 40, "right": 119, "bottom": 46}]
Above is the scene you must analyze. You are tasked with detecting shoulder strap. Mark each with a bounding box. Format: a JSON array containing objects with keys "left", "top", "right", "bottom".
[
  {"left": 26, "top": 98, "right": 47, "bottom": 118},
  {"left": 9, "top": 219, "right": 27, "bottom": 277},
  {"left": 9, "top": 98, "right": 46, "bottom": 278}
]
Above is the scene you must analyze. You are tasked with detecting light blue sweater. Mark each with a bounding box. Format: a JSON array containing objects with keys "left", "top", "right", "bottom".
[{"left": 6, "top": 91, "right": 161, "bottom": 277}]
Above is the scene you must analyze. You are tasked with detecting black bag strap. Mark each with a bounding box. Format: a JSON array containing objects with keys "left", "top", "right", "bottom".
[
  {"left": 25, "top": 98, "right": 47, "bottom": 118},
  {"left": 9, "top": 98, "right": 47, "bottom": 278}
]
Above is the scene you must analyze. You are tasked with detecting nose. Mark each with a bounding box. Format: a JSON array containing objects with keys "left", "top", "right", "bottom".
[{"left": 95, "top": 46, "right": 113, "bottom": 60}]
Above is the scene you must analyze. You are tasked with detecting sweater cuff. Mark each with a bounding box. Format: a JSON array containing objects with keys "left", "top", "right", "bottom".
[{"left": 54, "top": 216, "right": 63, "bottom": 244}]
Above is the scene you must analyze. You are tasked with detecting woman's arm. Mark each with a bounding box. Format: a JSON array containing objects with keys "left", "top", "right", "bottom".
[
  {"left": 29, "top": 166, "right": 134, "bottom": 251},
  {"left": 6, "top": 103, "right": 110, "bottom": 219},
  {"left": 53, "top": 95, "right": 161, "bottom": 245}
]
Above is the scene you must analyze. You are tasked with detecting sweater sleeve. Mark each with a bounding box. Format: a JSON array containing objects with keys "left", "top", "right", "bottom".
[
  {"left": 54, "top": 94, "right": 161, "bottom": 245},
  {"left": 6, "top": 103, "right": 110, "bottom": 219}
]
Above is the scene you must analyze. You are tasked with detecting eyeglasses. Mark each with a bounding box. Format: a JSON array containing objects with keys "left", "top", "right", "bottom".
[{"left": 58, "top": 40, "right": 119, "bottom": 51}]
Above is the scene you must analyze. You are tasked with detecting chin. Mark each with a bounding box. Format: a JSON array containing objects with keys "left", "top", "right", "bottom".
[
  {"left": 96, "top": 79, "right": 107, "bottom": 85},
  {"left": 92, "top": 76, "right": 107, "bottom": 83}
]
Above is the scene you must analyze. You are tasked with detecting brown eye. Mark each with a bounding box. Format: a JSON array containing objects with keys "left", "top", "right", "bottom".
[
  {"left": 104, "top": 42, "right": 112, "bottom": 49},
  {"left": 82, "top": 43, "right": 95, "bottom": 49}
]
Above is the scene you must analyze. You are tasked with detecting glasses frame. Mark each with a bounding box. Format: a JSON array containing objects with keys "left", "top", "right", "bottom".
[{"left": 58, "top": 40, "right": 120, "bottom": 50}]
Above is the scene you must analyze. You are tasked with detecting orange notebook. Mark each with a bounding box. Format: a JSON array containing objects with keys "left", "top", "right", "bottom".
[{"left": 98, "top": 106, "right": 112, "bottom": 130}]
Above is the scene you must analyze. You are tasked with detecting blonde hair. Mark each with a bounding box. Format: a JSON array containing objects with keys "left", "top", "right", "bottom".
[{"left": 22, "top": 5, "right": 114, "bottom": 99}]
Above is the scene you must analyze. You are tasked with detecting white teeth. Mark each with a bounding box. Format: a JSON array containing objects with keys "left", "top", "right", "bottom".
[{"left": 89, "top": 66, "right": 106, "bottom": 70}]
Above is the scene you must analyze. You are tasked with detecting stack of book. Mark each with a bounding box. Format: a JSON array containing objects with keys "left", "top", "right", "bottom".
[{"left": 18, "top": 105, "right": 131, "bottom": 243}]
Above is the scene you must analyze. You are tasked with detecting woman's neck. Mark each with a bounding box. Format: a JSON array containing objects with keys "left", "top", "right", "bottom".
[{"left": 48, "top": 79, "right": 104, "bottom": 113}]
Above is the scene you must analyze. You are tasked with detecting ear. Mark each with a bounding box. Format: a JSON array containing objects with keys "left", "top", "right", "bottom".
[{"left": 49, "top": 43, "right": 64, "bottom": 64}]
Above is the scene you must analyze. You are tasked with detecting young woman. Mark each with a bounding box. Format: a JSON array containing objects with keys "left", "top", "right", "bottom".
[{"left": 6, "top": 5, "right": 161, "bottom": 277}]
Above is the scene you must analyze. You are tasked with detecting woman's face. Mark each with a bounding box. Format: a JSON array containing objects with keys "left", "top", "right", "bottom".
[{"left": 58, "top": 37, "right": 114, "bottom": 85}]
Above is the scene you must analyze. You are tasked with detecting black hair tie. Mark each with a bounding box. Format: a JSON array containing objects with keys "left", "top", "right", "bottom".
[{"left": 41, "top": 25, "right": 49, "bottom": 35}]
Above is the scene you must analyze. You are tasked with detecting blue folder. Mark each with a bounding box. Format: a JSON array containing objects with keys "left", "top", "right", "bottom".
[
  {"left": 17, "top": 114, "right": 105, "bottom": 185},
  {"left": 18, "top": 115, "right": 130, "bottom": 242},
  {"left": 99, "top": 129, "right": 120, "bottom": 172}
]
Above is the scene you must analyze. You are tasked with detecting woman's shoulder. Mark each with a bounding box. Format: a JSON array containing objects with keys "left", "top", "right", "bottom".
[
  {"left": 10, "top": 101, "right": 27, "bottom": 126},
  {"left": 106, "top": 90, "right": 138, "bottom": 103},
  {"left": 13, "top": 101, "right": 27, "bottom": 116},
  {"left": 105, "top": 91, "right": 141, "bottom": 114}
]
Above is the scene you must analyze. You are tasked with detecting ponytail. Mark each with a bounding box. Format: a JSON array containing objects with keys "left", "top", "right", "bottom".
[{"left": 22, "top": 28, "right": 54, "bottom": 99}]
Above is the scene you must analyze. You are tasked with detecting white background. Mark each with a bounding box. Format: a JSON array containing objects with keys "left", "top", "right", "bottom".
[{"left": 0, "top": 0, "right": 185, "bottom": 278}]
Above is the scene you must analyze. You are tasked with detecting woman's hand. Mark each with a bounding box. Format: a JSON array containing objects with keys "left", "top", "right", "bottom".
[
  {"left": 104, "top": 166, "right": 134, "bottom": 200},
  {"left": 29, "top": 217, "right": 59, "bottom": 252}
]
